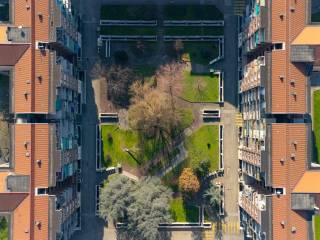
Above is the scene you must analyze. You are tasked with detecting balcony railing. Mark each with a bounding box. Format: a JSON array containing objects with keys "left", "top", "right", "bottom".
[
  {"left": 239, "top": 146, "right": 261, "bottom": 166},
  {"left": 241, "top": 56, "right": 265, "bottom": 92},
  {"left": 239, "top": 190, "right": 266, "bottom": 224}
]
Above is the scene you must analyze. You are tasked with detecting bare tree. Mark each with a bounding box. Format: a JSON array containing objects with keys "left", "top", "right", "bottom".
[
  {"left": 92, "top": 61, "right": 137, "bottom": 107},
  {"left": 128, "top": 82, "right": 181, "bottom": 151},
  {"left": 156, "top": 62, "right": 183, "bottom": 111}
]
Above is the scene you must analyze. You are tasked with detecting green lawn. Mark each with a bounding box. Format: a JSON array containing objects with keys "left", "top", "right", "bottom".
[
  {"left": 101, "top": 125, "right": 160, "bottom": 168},
  {"left": 0, "top": 216, "right": 8, "bottom": 240},
  {"left": 183, "top": 42, "right": 219, "bottom": 65},
  {"left": 162, "top": 125, "right": 219, "bottom": 192},
  {"left": 164, "top": 5, "right": 223, "bottom": 20},
  {"left": 100, "top": 5, "right": 157, "bottom": 20},
  {"left": 170, "top": 197, "right": 199, "bottom": 222},
  {"left": 312, "top": 12, "right": 320, "bottom": 22},
  {"left": 182, "top": 71, "right": 220, "bottom": 102},
  {"left": 314, "top": 215, "right": 320, "bottom": 240},
  {"left": 165, "top": 41, "right": 219, "bottom": 65},
  {"left": 178, "top": 108, "right": 194, "bottom": 130},
  {"left": 162, "top": 161, "right": 185, "bottom": 192},
  {"left": 164, "top": 26, "right": 224, "bottom": 36},
  {"left": 100, "top": 26, "right": 157, "bottom": 36},
  {"left": 185, "top": 125, "right": 220, "bottom": 172},
  {"left": 313, "top": 90, "right": 320, "bottom": 164}
]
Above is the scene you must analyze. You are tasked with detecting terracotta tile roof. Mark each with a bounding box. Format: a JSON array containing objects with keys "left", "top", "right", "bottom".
[
  {"left": 0, "top": 44, "right": 29, "bottom": 66},
  {"left": 0, "top": 193, "right": 28, "bottom": 212},
  {"left": 293, "top": 171, "right": 320, "bottom": 193}
]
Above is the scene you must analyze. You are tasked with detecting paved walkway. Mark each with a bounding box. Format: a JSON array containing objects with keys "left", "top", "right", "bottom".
[
  {"left": 216, "top": 2, "right": 242, "bottom": 230},
  {"left": 71, "top": 0, "right": 108, "bottom": 239}
]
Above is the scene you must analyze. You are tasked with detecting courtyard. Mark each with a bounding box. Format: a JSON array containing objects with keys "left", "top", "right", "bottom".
[{"left": 73, "top": 0, "right": 242, "bottom": 239}]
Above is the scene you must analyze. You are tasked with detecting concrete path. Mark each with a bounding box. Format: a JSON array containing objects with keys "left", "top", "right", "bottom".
[
  {"left": 156, "top": 143, "right": 187, "bottom": 177},
  {"left": 217, "top": 4, "right": 243, "bottom": 240},
  {"left": 71, "top": 0, "right": 109, "bottom": 239}
]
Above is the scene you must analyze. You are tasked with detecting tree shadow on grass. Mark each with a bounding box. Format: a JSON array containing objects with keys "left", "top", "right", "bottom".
[{"left": 312, "top": 131, "right": 319, "bottom": 164}]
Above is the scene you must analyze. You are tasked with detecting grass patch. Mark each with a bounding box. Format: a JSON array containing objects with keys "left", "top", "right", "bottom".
[
  {"left": 100, "top": 5, "right": 157, "bottom": 20},
  {"left": 164, "top": 5, "right": 223, "bottom": 20},
  {"left": 182, "top": 71, "right": 219, "bottom": 102},
  {"left": 312, "top": 12, "right": 320, "bottom": 22},
  {"left": 185, "top": 125, "right": 220, "bottom": 172},
  {"left": 101, "top": 125, "right": 161, "bottom": 168},
  {"left": 183, "top": 42, "right": 219, "bottom": 65},
  {"left": 162, "top": 126, "right": 219, "bottom": 192},
  {"left": 162, "top": 162, "right": 186, "bottom": 192},
  {"left": 170, "top": 197, "right": 199, "bottom": 222},
  {"left": 166, "top": 41, "right": 219, "bottom": 65},
  {"left": 314, "top": 215, "right": 320, "bottom": 240},
  {"left": 178, "top": 108, "right": 194, "bottom": 130},
  {"left": 0, "top": 216, "right": 9, "bottom": 240},
  {"left": 313, "top": 90, "right": 320, "bottom": 164},
  {"left": 164, "top": 26, "right": 224, "bottom": 36},
  {"left": 100, "top": 26, "right": 157, "bottom": 36}
]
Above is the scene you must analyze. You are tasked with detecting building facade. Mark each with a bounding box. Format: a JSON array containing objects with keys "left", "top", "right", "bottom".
[
  {"left": 238, "top": 0, "right": 320, "bottom": 239},
  {"left": 0, "top": 0, "right": 83, "bottom": 239}
]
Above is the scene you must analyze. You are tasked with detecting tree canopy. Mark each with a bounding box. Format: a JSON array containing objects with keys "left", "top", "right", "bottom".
[
  {"left": 99, "top": 175, "right": 172, "bottom": 240},
  {"left": 128, "top": 82, "right": 181, "bottom": 146},
  {"left": 178, "top": 168, "right": 200, "bottom": 195}
]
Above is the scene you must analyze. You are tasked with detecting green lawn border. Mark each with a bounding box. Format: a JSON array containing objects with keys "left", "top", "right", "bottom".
[
  {"left": 181, "top": 70, "right": 221, "bottom": 103},
  {"left": 170, "top": 196, "right": 200, "bottom": 223},
  {"left": 313, "top": 90, "right": 320, "bottom": 164},
  {"left": 314, "top": 215, "right": 320, "bottom": 240}
]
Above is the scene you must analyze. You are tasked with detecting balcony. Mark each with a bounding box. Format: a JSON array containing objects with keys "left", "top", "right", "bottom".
[
  {"left": 239, "top": 190, "right": 266, "bottom": 224},
  {"left": 239, "top": 146, "right": 261, "bottom": 166},
  {"left": 240, "top": 56, "right": 266, "bottom": 92},
  {"left": 49, "top": 195, "right": 63, "bottom": 239},
  {"left": 242, "top": 0, "right": 270, "bottom": 54},
  {"left": 50, "top": 0, "right": 81, "bottom": 55},
  {"left": 50, "top": 52, "right": 80, "bottom": 114}
]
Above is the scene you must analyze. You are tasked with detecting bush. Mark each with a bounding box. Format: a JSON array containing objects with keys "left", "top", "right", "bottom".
[{"left": 114, "top": 50, "right": 129, "bottom": 65}]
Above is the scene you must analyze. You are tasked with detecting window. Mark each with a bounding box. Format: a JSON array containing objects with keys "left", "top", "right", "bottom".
[
  {"left": 0, "top": 1, "right": 10, "bottom": 23},
  {"left": 273, "top": 43, "right": 285, "bottom": 51},
  {"left": 36, "top": 188, "right": 48, "bottom": 195},
  {"left": 274, "top": 187, "right": 285, "bottom": 195}
]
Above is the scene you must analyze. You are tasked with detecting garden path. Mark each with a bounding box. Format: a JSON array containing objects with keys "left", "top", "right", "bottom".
[{"left": 155, "top": 143, "right": 187, "bottom": 177}]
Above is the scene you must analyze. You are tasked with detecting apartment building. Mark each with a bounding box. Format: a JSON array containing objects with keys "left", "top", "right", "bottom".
[
  {"left": 0, "top": 0, "right": 83, "bottom": 239},
  {"left": 238, "top": 0, "right": 320, "bottom": 239}
]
